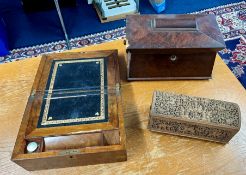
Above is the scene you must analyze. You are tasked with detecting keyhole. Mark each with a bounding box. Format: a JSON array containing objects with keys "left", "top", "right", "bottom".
[{"left": 170, "top": 55, "right": 177, "bottom": 61}]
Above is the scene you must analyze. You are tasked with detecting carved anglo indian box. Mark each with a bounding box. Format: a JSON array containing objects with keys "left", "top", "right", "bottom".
[
  {"left": 11, "top": 50, "right": 127, "bottom": 170},
  {"left": 126, "top": 14, "right": 226, "bottom": 80},
  {"left": 148, "top": 91, "right": 241, "bottom": 143}
]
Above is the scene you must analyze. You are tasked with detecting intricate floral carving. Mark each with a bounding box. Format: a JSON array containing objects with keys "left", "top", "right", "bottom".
[
  {"left": 149, "top": 91, "right": 241, "bottom": 143},
  {"left": 152, "top": 91, "right": 240, "bottom": 128},
  {"left": 150, "top": 118, "right": 230, "bottom": 142}
]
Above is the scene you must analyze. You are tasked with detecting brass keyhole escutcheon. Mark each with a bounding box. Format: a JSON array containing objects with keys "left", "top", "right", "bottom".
[{"left": 170, "top": 55, "right": 177, "bottom": 61}]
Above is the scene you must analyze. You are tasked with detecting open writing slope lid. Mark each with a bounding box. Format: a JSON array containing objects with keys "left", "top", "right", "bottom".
[{"left": 25, "top": 50, "right": 120, "bottom": 138}]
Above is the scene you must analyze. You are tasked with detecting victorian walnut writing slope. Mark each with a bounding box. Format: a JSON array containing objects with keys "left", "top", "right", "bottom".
[{"left": 11, "top": 50, "right": 127, "bottom": 170}]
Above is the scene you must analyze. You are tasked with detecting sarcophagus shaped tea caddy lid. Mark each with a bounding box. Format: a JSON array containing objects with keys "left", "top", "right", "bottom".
[{"left": 126, "top": 14, "right": 225, "bottom": 51}]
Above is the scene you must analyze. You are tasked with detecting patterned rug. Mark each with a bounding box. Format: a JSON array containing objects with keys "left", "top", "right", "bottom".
[
  {"left": 1, "top": 1, "right": 245, "bottom": 88},
  {"left": 193, "top": 2, "right": 246, "bottom": 88}
]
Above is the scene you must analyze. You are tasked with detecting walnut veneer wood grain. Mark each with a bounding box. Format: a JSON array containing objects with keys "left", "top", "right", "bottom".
[
  {"left": 126, "top": 14, "right": 225, "bottom": 80},
  {"left": 24, "top": 51, "right": 120, "bottom": 139},
  {"left": 0, "top": 39, "right": 246, "bottom": 174},
  {"left": 10, "top": 50, "right": 127, "bottom": 170}
]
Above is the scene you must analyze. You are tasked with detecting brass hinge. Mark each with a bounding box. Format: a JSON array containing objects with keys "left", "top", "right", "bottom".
[
  {"left": 31, "top": 90, "right": 36, "bottom": 97},
  {"left": 116, "top": 83, "right": 120, "bottom": 96}
]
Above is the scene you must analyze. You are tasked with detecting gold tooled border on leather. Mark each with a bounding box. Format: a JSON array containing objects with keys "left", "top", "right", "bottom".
[{"left": 41, "top": 58, "right": 105, "bottom": 126}]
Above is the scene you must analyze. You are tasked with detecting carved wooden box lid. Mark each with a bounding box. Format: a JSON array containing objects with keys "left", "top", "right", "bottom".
[
  {"left": 148, "top": 91, "right": 241, "bottom": 143},
  {"left": 126, "top": 14, "right": 225, "bottom": 51},
  {"left": 151, "top": 91, "right": 241, "bottom": 128}
]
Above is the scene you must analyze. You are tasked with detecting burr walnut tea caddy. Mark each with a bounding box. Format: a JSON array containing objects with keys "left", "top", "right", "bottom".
[{"left": 126, "top": 14, "right": 226, "bottom": 80}]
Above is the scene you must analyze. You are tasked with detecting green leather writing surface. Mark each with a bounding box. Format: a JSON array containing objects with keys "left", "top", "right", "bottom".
[{"left": 37, "top": 58, "right": 108, "bottom": 128}]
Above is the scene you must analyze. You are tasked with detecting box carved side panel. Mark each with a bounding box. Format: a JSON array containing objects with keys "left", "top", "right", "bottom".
[{"left": 149, "top": 117, "right": 232, "bottom": 143}]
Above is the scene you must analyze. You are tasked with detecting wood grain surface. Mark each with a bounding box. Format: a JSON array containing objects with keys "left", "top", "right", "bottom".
[
  {"left": 126, "top": 15, "right": 226, "bottom": 80},
  {"left": 0, "top": 39, "right": 246, "bottom": 175},
  {"left": 126, "top": 15, "right": 225, "bottom": 49}
]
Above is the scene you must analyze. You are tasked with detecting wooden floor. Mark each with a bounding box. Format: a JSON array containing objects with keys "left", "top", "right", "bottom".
[{"left": 0, "top": 39, "right": 245, "bottom": 174}]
